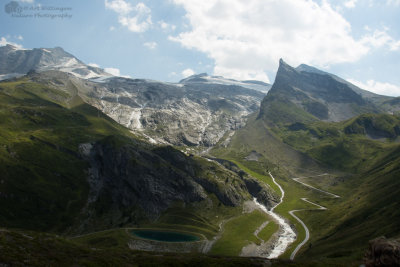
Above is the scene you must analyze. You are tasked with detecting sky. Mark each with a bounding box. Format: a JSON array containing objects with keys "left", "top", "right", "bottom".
[{"left": 1, "top": 0, "right": 400, "bottom": 96}]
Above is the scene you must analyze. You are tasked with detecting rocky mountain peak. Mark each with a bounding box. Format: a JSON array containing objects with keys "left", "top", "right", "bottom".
[
  {"left": 0, "top": 46, "right": 110, "bottom": 80},
  {"left": 274, "top": 58, "right": 301, "bottom": 85},
  {"left": 278, "top": 58, "right": 293, "bottom": 70},
  {"left": 260, "top": 59, "right": 379, "bottom": 123}
]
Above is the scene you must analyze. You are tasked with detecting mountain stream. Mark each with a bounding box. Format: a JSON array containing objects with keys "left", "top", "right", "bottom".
[{"left": 254, "top": 172, "right": 296, "bottom": 258}]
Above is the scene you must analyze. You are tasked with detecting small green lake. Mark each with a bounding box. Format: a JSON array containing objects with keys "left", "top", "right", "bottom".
[{"left": 132, "top": 229, "right": 200, "bottom": 242}]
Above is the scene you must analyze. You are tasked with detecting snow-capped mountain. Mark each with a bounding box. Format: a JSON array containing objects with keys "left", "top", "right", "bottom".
[
  {"left": 180, "top": 73, "right": 271, "bottom": 93},
  {"left": 29, "top": 70, "right": 265, "bottom": 146},
  {"left": 2, "top": 45, "right": 268, "bottom": 147},
  {"left": 90, "top": 75, "right": 266, "bottom": 146},
  {"left": 0, "top": 44, "right": 111, "bottom": 80}
]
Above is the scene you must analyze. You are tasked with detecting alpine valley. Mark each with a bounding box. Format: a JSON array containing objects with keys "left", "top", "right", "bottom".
[{"left": 1, "top": 45, "right": 399, "bottom": 266}]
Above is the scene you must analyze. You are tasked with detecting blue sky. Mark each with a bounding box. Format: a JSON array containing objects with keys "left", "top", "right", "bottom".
[{"left": 1, "top": 0, "right": 400, "bottom": 96}]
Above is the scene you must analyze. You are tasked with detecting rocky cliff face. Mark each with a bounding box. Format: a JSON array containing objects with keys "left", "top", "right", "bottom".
[
  {"left": 90, "top": 76, "right": 265, "bottom": 146},
  {"left": 76, "top": 136, "right": 278, "bottom": 233},
  {"left": 344, "top": 114, "right": 400, "bottom": 139}
]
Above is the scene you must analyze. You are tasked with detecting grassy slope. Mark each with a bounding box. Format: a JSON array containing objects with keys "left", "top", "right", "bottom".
[
  {"left": 143, "top": 195, "right": 243, "bottom": 240},
  {"left": 0, "top": 78, "right": 243, "bottom": 237},
  {"left": 263, "top": 112, "right": 400, "bottom": 262},
  {"left": 212, "top": 114, "right": 328, "bottom": 176},
  {"left": 2, "top": 227, "right": 339, "bottom": 267},
  {"left": 0, "top": 228, "right": 274, "bottom": 267},
  {"left": 0, "top": 78, "right": 132, "bottom": 231},
  {"left": 258, "top": 220, "right": 279, "bottom": 242},
  {"left": 259, "top": 94, "right": 318, "bottom": 126},
  {"left": 213, "top": 108, "right": 400, "bottom": 265},
  {"left": 210, "top": 111, "right": 400, "bottom": 265},
  {"left": 210, "top": 210, "right": 271, "bottom": 256},
  {"left": 0, "top": 77, "right": 277, "bottom": 261},
  {"left": 271, "top": 113, "right": 400, "bottom": 172},
  {"left": 297, "top": 145, "right": 400, "bottom": 264},
  {"left": 211, "top": 117, "right": 343, "bottom": 259}
]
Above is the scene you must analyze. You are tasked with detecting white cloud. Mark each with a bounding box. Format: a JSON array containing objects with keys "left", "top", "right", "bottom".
[
  {"left": 344, "top": 0, "right": 357, "bottom": 8},
  {"left": 0, "top": 37, "right": 23, "bottom": 49},
  {"left": 104, "top": 0, "right": 132, "bottom": 14},
  {"left": 348, "top": 79, "right": 400, "bottom": 97},
  {"left": 104, "top": 67, "right": 121, "bottom": 76},
  {"left": 109, "top": 26, "right": 115, "bottom": 31},
  {"left": 387, "top": 0, "right": 400, "bottom": 6},
  {"left": 158, "top": 20, "right": 176, "bottom": 31},
  {"left": 181, "top": 68, "right": 195, "bottom": 78},
  {"left": 390, "top": 40, "right": 400, "bottom": 51},
  {"left": 361, "top": 29, "right": 392, "bottom": 48},
  {"left": 143, "top": 41, "right": 157, "bottom": 49},
  {"left": 18, "top": 0, "right": 34, "bottom": 3},
  {"left": 104, "top": 67, "right": 131, "bottom": 78},
  {"left": 360, "top": 28, "right": 400, "bottom": 51},
  {"left": 170, "top": 0, "right": 380, "bottom": 82},
  {"left": 105, "top": 0, "right": 152, "bottom": 33},
  {"left": 159, "top": 21, "right": 168, "bottom": 29},
  {"left": 88, "top": 63, "right": 100, "bottom": 68},
  {"left": 16, "top": 35, "right": 23, "bottom": 40}
]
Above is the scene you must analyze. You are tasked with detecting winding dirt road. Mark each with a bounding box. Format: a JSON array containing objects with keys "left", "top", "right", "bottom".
[
  {"left": 288, "top": 175, "right": 340, "bottom": 260},
  {"left": 289, "top": 198, "right": 326, "bottom": 260},
  {"left": 292, "top": 174, "right": 340, "bottom": 198}
]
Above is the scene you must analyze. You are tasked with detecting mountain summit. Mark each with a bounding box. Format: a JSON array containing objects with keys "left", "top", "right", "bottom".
[
  {"left": 259, "top": 59, "right": 380, "bottom": 124},
  {"left": 0, "top": 45, "right": 110, "bottom": 80}
]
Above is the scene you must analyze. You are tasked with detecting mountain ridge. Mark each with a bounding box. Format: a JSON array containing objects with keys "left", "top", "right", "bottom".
[
  {"left": 0, "top": 45, "right": 111, "bottom": 80},
  {"left": 180, "top": 72, "right": 271, "bottom": 93},
  {"left": 259, "top": 59, "right": 385, "bottom": 124}
]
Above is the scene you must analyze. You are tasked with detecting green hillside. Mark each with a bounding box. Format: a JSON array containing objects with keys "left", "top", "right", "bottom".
[
  {"left": 270, "top": 113, "right": 400, "bottom": 172},
  {"left": 298, "top": 145, "right": 400, "bottom": 263},
  {"left": 0, "top": 77, "right": 265, "bottom": 237},
  {"left": 0, "top": 77, "right": 124, "bottom": 232},
  {"left": 212, "top": 106, "right": 400, "bottom": 264},
  {"left": 0, "top": 228, "right": 273, "bottom": 267}
]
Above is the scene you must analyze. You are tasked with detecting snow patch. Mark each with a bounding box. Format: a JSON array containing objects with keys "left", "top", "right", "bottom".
[
  {"left": 62, "top": 57, "right": 79, "bottom": 68},
  {"left": 127, "top": 108, "right": 142, "bottom": 129},
  {"left": 188, "top": 76, "right": 271, "bottom": 92}
]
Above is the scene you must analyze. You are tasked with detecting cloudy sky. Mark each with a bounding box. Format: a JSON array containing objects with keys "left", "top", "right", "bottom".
[{"left": 1, "top": 0, "right": 400, "bottom": 96}]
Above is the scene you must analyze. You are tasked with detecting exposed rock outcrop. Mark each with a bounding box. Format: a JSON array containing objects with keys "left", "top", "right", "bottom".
[
  {"left": 364, "top": 237, "right": 400, "bottom": 267},
  {"left": 87, "top": 77, "right": 265, "bottom": 146},
  {"left": 76, "top": 136, "right": 278, "bottom": 233}
]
